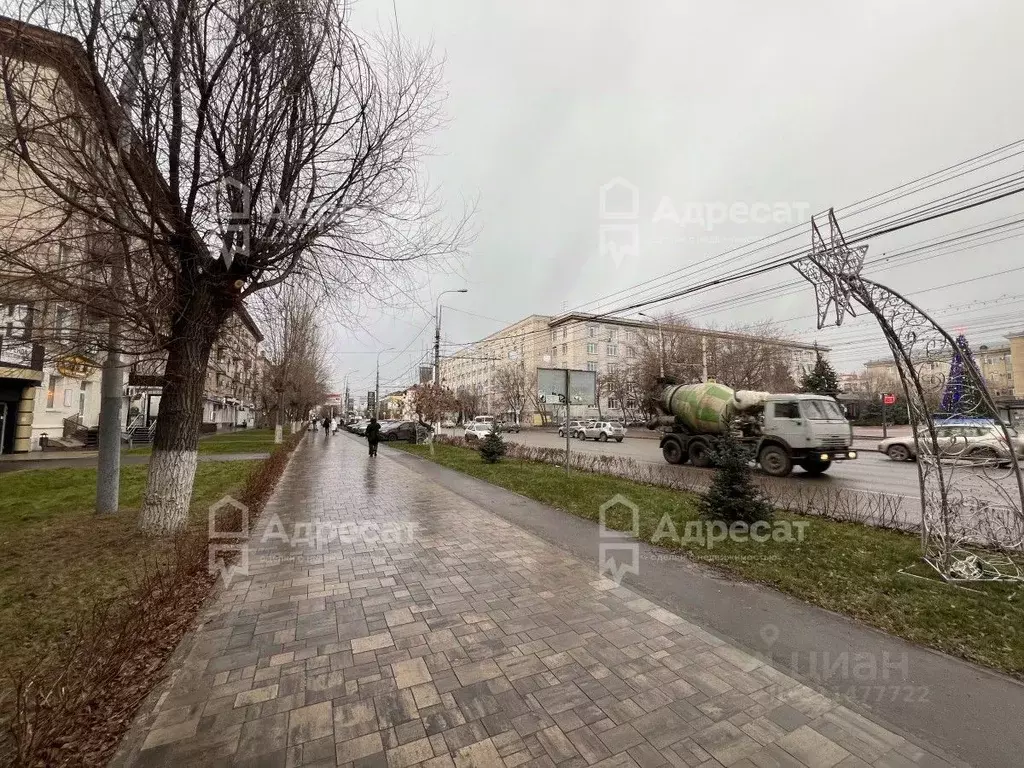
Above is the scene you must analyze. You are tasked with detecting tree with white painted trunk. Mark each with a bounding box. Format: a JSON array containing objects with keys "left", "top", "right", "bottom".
[{"left": 5, "top": 0, "right": 466, "bottom": 533}]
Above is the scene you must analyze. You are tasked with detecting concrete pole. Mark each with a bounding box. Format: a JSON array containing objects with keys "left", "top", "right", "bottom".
[
  {"left": 701, "top": 336, "right": 708, "bottom": 383},
  {"left": 96, "top": 17, "right": 146, "bottom": 515}
]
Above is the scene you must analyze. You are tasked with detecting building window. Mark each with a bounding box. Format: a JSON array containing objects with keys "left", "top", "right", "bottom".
[
  {"left": 46, "top": 375, "right": 59, "bottom": 408},
  {"left": 627, "top": 346, "right": 636, "bottom": 358},
  {"left": 561, "top": 343, "right": 567, "bottom": 355},
  {"left": 608, "top": 328, "right": 617, "bottom": 340},
  {"left": 626, "top": 330, "right": 635, "bottom": 341},
  {"left": 588, "top": 325, "right": 596, "bottom": 338},
  {"left": 606, "top": 344, "right": 618, "bottom": 356},
  {"left": 551, "top": 346, "right": 557, "bottom": 358},
  {"left": 562, "top": 327, "right": 567, "bottom": 340},
  {"left": 608, "top": 398, "right": 618, "bottom": 409},
  {"left": 586, "top": 361, "right": 597, "bottom": 372},
  {"left": 551, "top": 330, "right": 556, "bottom": 343},
  {"left": 607, "top": 362, "right": 618, "bottom": 373},
  {"left": 55, "top": 306, "right": 71, "bottom": 340},
  {"left": 587, "top": 343, "right": 596, "bottom": 355}
]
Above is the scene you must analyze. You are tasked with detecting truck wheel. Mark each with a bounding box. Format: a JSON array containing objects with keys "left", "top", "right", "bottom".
[
  {"left": 801, "top": 458, "right": 831, "bottom": 476},
  {"left": 662, "top": 440, "right": 685, "bottom": 465},
  {"left": 759, "top": 445, "right": 793, "bottom": 477},
  {"left": 688, "top": 440, "right": 712, "bottom": 468}
]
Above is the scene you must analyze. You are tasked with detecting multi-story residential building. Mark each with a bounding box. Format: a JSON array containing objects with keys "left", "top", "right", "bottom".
[
  {"left": 440, "top": 312, "right": 826, "bottom": 423},
  {"left": 126, "top": 307, "right": 263, "bottom": 436},
  {"left": 859, "top": 337, "right": 1024, "bottom": 425},
  {"left": 0, "top": 17, "right": 263, "bottom": 451}
]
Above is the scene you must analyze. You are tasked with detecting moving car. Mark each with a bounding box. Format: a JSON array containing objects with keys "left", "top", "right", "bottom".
[
  {"left": 464, "top": 422, "right": 495, "bottom": 441},
  {"left": 558, "top": 420, "right": 585, "bottom": 438},
  {"left": 579, "top": 421, "right": 626, "bottom": 442},
  {"left": 878, "top": 420, "right": 1024, "bottom": 463},
  {"left": 496, "top": 420, "right": 521, "bottom": 434},
  {"left": 380, "top": 420, "right": 432, "bottom": 443}
]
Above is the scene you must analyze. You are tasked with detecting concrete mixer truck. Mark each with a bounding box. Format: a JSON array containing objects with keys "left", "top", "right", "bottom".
[{"left": 648, "top": 382, "right": 857, "bottom": 477}]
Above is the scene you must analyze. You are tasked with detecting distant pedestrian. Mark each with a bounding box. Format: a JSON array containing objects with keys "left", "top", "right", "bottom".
[
  {"left": 323, "top": 415, "right": 331, "bottom": 435},
  {"left": 366, "top": 417, "right": 381, "bottom": 456},
  {"left": 331, "top": 416, "right": 338, "bottom": 434}
]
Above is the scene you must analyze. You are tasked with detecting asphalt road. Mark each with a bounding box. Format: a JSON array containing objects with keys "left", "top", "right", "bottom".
[{"left": 437, "top": 428, "right": 1024, "bottom": 535}]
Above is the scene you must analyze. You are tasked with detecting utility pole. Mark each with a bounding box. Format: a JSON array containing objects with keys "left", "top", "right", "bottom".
[
  {"left": 97, "top": 16, "right": 146, "bottom": 515},
  {"left": 701, "top": 336, "right": 708, "bottom": 383},
  {"left": 434, "top": 289, "right": 467, "bottom": 386},
  {"left": 375, "top": 348, "right": 392, "bottom": 419},
  {"left": 639, "top": 312, "right": 665, "bottom": 379}
]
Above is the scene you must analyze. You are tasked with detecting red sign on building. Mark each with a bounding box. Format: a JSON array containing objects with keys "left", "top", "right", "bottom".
[{"left": 883, "top": 393, "right": 896, "bottom": 405}]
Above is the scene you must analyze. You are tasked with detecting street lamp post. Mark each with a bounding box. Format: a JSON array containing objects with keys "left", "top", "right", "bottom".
[
  {"left": 435, "top": 289, "right": 468, "bottom": 387},
  {"left": 375, "top": 349, "right": 393, "bottom": 419},
  {"left": 638, "top": 312, "right": 665, "bottom": 379}
]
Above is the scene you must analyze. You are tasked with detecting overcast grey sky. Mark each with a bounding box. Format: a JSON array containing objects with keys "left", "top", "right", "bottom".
[{"left": 334, "top": 0, "right": 1024, "bottom": 395}]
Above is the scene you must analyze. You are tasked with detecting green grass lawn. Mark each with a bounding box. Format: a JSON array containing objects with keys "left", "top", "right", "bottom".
[
  {"left": 125, "top": 427, "right": 278, "bottom": 455},
  {"left": 393, "top": 442, "right": 1024, "bottom": 678},
  {"left": 0, "top": 461, "right": 260, "bottom": 675}
]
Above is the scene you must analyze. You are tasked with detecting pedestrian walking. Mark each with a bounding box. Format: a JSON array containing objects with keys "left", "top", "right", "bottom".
[
  {"left": 331, "top": 416, "right": 338, "bottom": 434},
  {"left": 323, "top": 415, "right": 331, "bottom": 436},
  {"left": 366, "top": 416, "right": 381, "bottom": 456}
]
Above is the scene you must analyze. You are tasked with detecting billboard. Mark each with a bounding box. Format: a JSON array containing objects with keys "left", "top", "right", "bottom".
[
  {"left": 367, "top": 391, "right": 377, "bottom": 408},
  {"left": 325, "top": 393, "right": 342, "bottom": 406},
  {"left": 536, "top": 368, "right": 597, "bottom": 406}
]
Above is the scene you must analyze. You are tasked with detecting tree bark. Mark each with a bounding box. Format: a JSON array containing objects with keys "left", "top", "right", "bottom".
[{"left": 138, "top": 281, "right": 230, "bottom": 534}]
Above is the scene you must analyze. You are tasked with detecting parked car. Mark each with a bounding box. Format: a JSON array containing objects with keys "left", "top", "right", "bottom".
[
  {"left": 380, "top": 420, "right": 432, "bottom": 443},
  {"left": 350, "top": 419, "right": 371, "bottom": 435},
  {"left": 464, "top": 422, "right": 495, "bottom": 441},
  {"left": 558, "top": 420, "right": 586, "bottom": 438},
  {"left": 441, "top": 419, "right": 456, "bottom": 428},
  {"left": 578, "top": 421, "right": 626, "bottom": 442},
  {"left": 878, "top": 420, "right": 1024, "bottom": 463}
]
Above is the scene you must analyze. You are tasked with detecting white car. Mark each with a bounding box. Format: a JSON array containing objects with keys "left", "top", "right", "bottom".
[
  {"left": 464, "top": 422, "right": 495, "bottom": 441},
  {"left": 578, "top": 421, "right": 626, "bottom": 442}
]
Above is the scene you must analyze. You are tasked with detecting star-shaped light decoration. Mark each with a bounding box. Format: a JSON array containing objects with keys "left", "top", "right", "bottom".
[{"left": 792, "top": 208, "right": 868, "bottom": 330}]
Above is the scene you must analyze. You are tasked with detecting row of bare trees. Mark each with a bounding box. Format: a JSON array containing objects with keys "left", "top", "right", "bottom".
[{"left": 0, "top": 0, "right": 464, "bottom": 532}]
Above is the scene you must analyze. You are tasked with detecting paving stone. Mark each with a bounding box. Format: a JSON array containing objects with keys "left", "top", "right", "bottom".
[
  {"left": 338, "top": 732, "right": 386, "bottom": 763},
  {"left": 776, "top": 725, "right": 850, "bottom": 767},
  {"left": 115, "top": 436, "right": 955, "bottom": 768}
]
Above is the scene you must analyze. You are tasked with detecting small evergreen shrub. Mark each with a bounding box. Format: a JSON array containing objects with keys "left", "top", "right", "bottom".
[
  {"left": 480, "top": 431, "right": 506, "bottom": 464},
  {"left": 699, "top": 436, "right": 773, "bottom": 524}
]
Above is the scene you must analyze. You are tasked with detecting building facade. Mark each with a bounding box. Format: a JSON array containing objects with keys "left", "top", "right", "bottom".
[{"left": 440, "top": 313, "right": 826, "bottom": 423}]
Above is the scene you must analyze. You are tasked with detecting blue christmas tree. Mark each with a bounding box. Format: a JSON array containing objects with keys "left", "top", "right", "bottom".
[{"left": 940, "top": 334, "right": 984, "bottom": 416}]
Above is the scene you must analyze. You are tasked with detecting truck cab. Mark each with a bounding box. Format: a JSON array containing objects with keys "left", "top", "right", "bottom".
[{"left": 757, "top": 394, "right": 856, "bottom": 476}]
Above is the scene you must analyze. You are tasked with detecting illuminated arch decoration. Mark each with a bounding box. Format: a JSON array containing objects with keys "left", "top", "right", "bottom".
[{"left": 793, "top": 209, "right": 1024, "bottom": 582}]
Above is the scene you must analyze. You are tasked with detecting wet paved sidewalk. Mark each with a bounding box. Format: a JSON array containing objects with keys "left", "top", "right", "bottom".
[{"left": 116, "top": 434, "right": 961, "bottom": 768}]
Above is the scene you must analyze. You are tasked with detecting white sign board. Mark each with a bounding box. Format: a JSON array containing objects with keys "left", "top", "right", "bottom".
[{"left": 536, "top": 368, "right": 597, "bottom": 406}]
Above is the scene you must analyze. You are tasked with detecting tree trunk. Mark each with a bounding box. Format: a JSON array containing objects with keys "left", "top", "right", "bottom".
[{"left": 138, "top": 284, "right": 229, "bottom": 534}]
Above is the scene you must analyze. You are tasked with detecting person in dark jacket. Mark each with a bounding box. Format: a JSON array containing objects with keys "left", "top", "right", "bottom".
[
  {"left": 322, "top": 415, "right": 331, "bottom": 436},
  {"left": 365, "top": 417, "right": 381, "bottom": 456}
]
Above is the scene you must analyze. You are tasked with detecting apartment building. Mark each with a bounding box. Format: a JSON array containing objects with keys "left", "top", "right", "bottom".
[
  {"left": 0, "top": 18, "right": 263, "bottom": 451},
  {"left": 860, "top": 336, "right": 1024, "bottom": 425},
  {"left": 440, "top": 312, "right": 825, "bottom": 422}
]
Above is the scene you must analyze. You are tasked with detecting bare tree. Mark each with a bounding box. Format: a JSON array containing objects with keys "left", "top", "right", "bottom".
[
  {"left": 410, "top": 383, "right": 458, "bottom": 425},
  {"left": 493, "top": 363, "right": 528, "bottom": 424},
  {"left": 0, "top": 2, "right": 465, "bottom": 531},
  {"left": 253, "top": 283, "right": 328, "bottom": 435},
  {"left": 454, "top": 385, "right": 479, "bottom": 424}
]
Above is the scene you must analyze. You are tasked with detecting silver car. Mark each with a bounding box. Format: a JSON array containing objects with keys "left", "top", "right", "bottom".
[
  {"left": 578, "top": 420, "right": 626, "bottom": 442},
  {"left": 878, "top": 422, "right": 1024, "bottom": 463}
]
